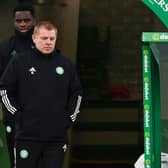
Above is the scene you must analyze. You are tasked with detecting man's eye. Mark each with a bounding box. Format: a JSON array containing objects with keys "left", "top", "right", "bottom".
[
  {"left": 50, "top": 37, "right": 55, "bottom": 41},
  {"left": 41, "top": 37, "right": 48, "bottom": 40},
  {"left": 23, "top": 19, "right": 31, "bottom": 22},
  {"left": 15, "top": 19, "right": 31, "bottom": 23},
  {"left": 15, "top": 19, "right": 22, "bottom": 23},
  {"left": 40, "top": 37, "right": 56, "bottom": 41}
]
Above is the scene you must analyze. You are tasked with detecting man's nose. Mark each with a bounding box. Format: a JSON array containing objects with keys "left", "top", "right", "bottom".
[
  {"left": 19, "top": 20, "right": 27, "bottom": 25},
  {"left": 46, "top": 39, "right": 52, "bottom": 44}
]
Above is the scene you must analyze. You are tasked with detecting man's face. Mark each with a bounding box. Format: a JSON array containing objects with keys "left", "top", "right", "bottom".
[
  {"left": 14, "top": 11, "right": 35, "bottom": 33},
  {"left": 32, "top": 27, "right": 57, "bottom": 54}
]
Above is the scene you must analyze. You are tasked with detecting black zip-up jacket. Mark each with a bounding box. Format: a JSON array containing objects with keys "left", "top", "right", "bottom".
[
  {"left": 0, "top": 47, "right": 82, "bottom": 142},
  {"left": 0, "top": 33, "right": 34, "bottom": 123}
]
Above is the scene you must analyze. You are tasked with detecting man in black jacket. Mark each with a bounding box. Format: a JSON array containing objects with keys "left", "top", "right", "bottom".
[
  {"left": 0, "top": 3, "right": 36, "bottom": 168},
  {"left": 0, "top": 21, "right": 82, "bottom": 168}
]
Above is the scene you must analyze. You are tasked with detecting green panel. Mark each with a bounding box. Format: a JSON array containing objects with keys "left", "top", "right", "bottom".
[
  {"left": 141, "top": 32, "right": 168, "bottom": 168},
  {"left": 142, "top": 44, "right": 154, "bottom": 168},
  {"left": 142, "top": 32, "right": 168, "bottom": 42},
  {"left": 141, "top": 0, "right": 168, "bottom": 28}
]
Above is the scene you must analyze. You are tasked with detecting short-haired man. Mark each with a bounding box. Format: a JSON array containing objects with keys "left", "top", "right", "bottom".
[
  {"left": 0, "top": 21, "right": 82, "bottom": 168},
  {"left": 0, "top": 3, "right": 36, "bottom": 168}
]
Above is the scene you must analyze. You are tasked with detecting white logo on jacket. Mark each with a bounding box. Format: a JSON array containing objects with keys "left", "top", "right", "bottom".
[
  {"left": 28, "top": 67, "right": 36, "bottom": 75},
  {"left": 56, "top": 66, "right": 64, "bottom": 75}
]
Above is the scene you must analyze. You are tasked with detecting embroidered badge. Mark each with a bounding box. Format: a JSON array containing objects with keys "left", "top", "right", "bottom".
[
  {"left": 10, "top": 50, "right": 17, "bottom": 57},
  {"left": 56, "top": 66, "right": 64, "bottom": 75},
  {"left": 6, "top": 126, "right": 12, "bottom": 133},
  {"left": 19, "top": 149, "right": 29, "bottom": 159}
]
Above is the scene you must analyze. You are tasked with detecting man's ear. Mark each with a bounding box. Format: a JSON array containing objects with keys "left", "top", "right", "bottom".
[{"left": 32, "top": 34, "right": 36, "bottom": 43}]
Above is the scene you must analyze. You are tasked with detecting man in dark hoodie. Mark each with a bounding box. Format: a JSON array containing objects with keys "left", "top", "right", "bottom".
[
  {"left": 0, "top": 3, "right": 36, "bottom": 168},
  {"left": 0, "top": 21, "right": 82, "bottom": 168}
]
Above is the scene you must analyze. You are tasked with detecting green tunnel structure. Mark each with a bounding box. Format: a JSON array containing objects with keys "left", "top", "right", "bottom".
[{"left": 142, "top": 32, "right": 168, "bottom": 168}]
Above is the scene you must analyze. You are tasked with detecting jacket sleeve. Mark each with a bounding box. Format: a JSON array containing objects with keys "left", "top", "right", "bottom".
[
  {"left": 0, "top": 38, "right": 13, "bottom": 77},
  {"left": 68, "top": 64, "right": 82, "bottom": 125},
  {"left": 0, "top": 57, "right": 18, "bottom": 115}
]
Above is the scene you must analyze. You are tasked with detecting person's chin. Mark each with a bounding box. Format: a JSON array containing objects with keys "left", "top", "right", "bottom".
[
  {"left": 19, "top": 31, "right": 29, "bottom": 36},
  {"left": 42, "top": 50, "right": 52, "bottom": 54},
  {"left": 20, "top": 30, "right": 28, "bottom": 33}
]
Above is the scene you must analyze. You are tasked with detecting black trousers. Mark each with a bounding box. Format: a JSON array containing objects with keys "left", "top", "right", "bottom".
[
  {"left": 15, "top": 140, "right": 66, "bottom": 168},
  {"left": 4, "top": 121, "right": 15, "bottom": 168}
]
